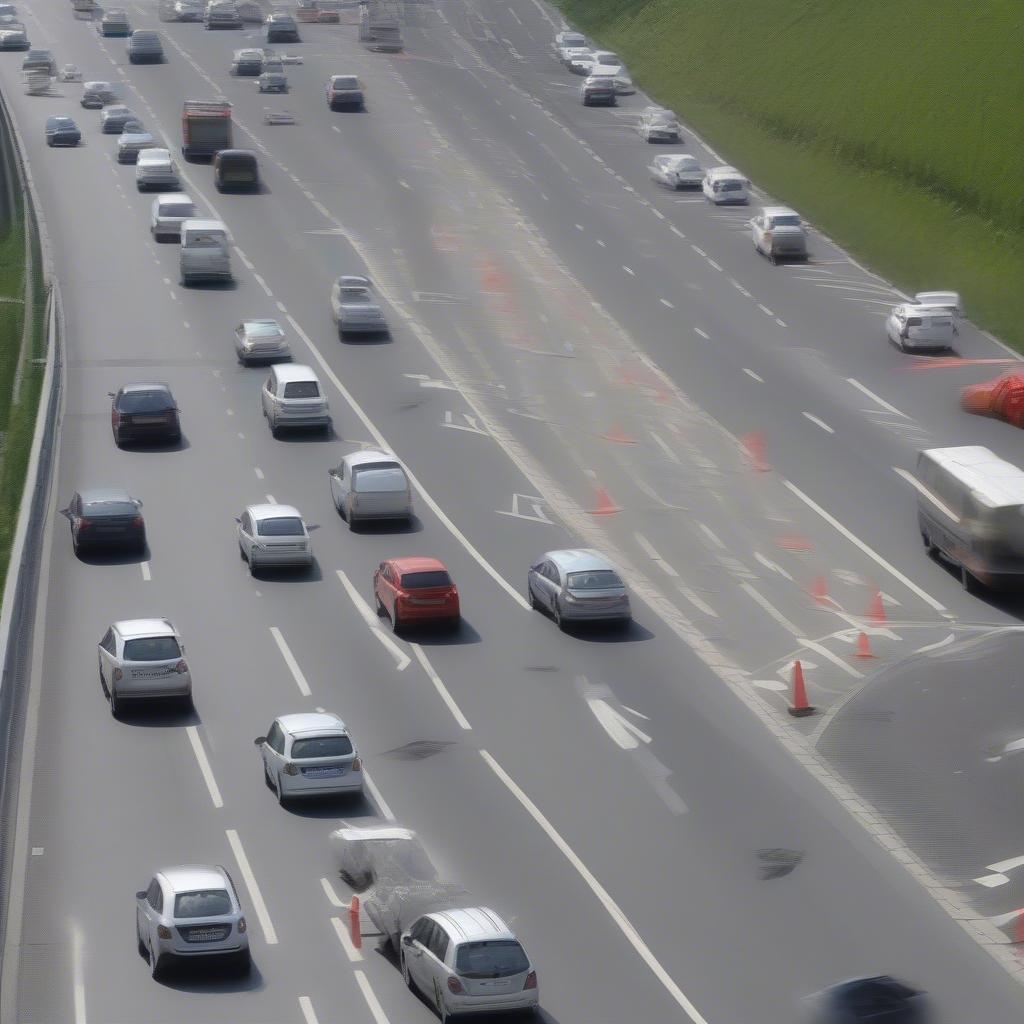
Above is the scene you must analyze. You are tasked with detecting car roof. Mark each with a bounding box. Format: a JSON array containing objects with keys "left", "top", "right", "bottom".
[
  {"left": 662, "top": 154, "right": 698, "bottom": 166},
  {"left": 708, "top": 165, "right": 743, "bottom": 177},
  {"left": 155, "top": 192, "right": 193, "bottom": 204},
  {"left": 104, "top": 105, "right": 132, "bottom": 114},
  {"left": 235, "top": 47, "right": 262, "bottom": 56},
  {"left": 79, "top": 486, "right": 134, "bottom": 503},
  {"left": 160, "top": 864, "right": 229, "bottom": 892},
  {"left": 428, "top": 907, "right": 515, "bottom": 943},
  {"left": 762, "top": 206, "right": 798, "bottom": 218},
  {"left": 336, "top": 825, "right": 416, "bottom": 842},
  {"left": 545, "top": 548, "right": 616, "bottom": 573},
  {"left": 331, "top": 74, "right": 360, "bottom": 83},
  {"left": 277, "top": 711, "right": 346, "bottom": 734},
  {"left": 390, "top": 556, "right": 447, "bottom": 573},
  {"left": 271, "top": 362, "right": 318, "bottom": 383},
  {"left": 922, "top": 446, "right": 1024, "bottom": 507},
  {"left": 898, "top": 303, "right": 952, "bottom": 316},
  {"left": 345, "top": 449, "right": 399, "bottom": 468},
  {"left": 216, "top": 148, "right": 256, "bottom": 159},
  {"left": 137, "top": 148, "right": 171, "bottom": 160},
  {"left": 247, "top": 502, "right": 302, "bottom": 521},
  {"left": 120, "top": 381, "right": 171, "bottom": 393},
  {"left": 113, "top": 617, "right": 176, "bottom": 638},
  {"left": 914, "top": 290, "right": 960, "bottom": 306},
  {"left": 181, "top": 218, "right": 227, "bottom": 231}
]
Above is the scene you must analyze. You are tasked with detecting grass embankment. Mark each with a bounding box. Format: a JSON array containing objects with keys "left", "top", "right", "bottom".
[{"left": 555, "top": 0, "right": 1024, "bottom": 349}]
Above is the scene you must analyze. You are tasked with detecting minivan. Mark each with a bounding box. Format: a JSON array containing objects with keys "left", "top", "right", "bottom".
[
  {"left": 179, "top": 219, "right": 232, "bottom": 285},
  {"left": 702, "top": 165, "right": 749, "bottom": 205},
  {"left": 213, "top": 148, "right": 259, "bottom": 192},
  {"left": 261, "top": 364, "right": 330, "bottom": 435},
  {"left": 98, "top": 8, "right": 131, "bottom": 35},
  {"left": 127, "top": 30, "right": 163, "bottom": 62},
  {"left": 329, "top": 451, "right": 412, "bottom": 527},
  {"left": 916, "top": 446, "right": 1024, "bottom": 592}
]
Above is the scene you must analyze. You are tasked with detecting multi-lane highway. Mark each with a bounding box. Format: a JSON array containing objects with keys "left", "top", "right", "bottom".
[{"left": 2, "top": 0, "right": 1024, "bottom": 1022}]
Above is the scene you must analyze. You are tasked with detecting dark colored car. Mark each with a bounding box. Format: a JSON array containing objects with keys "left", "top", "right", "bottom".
[
  {"left": 45, "top": 116, "right": 81, "bottom": 147},
  {"left": 812, "top": 976, "right": 929, "bottom": 1023},
  {"left": 64, "top": 488, "right": 146, "bottom": 555},
  {"left": 213, "top": 148, "right": 259, "bottom": 192},
  {"left": 110, "top": 382, "right": 180, "bottom": 445}
]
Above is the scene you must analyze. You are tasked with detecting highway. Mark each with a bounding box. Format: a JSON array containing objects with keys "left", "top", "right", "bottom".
[{"left": 2, "top": 0, "right": 1024, "bottom": 1021}]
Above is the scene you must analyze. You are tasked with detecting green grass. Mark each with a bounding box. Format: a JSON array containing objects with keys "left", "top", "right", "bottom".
[{"left": 555, "top": 0, "right": 1024, "bottom": 348}]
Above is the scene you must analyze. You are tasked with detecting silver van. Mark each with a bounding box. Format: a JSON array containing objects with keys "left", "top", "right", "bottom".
[
  {"left": 329, "top": 450, "right": 412, "bottom": 528},
  {"left": 262, "top": 364, "right": 330, "bottom": 435},
  {"left": 916, "top": 446, "right": 1024, "bottom": 591}
]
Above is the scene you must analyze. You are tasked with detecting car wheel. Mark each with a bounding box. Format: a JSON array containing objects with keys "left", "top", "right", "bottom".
[
  {"left": 137, "top": 921, "right": 147, "bottom": 959},
  {"left": 275, "top": 772, "right": 288, "bottom": 806},
  {"left": 769, "top": 253, "right": 777, "bottom": 265},
  {"left": 375, "top": 594, "right": 386, "bottom": 617},
  {"left": 528, "top": 584, "right": 540, "bottom": 611},
  {"left": 99, "top": 662, "right": 109, "bottom": 697},
  {"left": 921, "top": 530, "right": 937, "bottom": 555},
  {"left": 263, "top": 759, "right": 274, "bottom": 789},
  {"left": 401, "top": 951, "right": 416, "bottom": 991},
  {"left": 233, "top": 949, "right": 252, "bottom": 975},
  {"left": 961, "top": 564, "right": 979, "bottom": 594},
  {"left": 552, "top": 600, "right": 564, "bottom": 631},
  {"left": 110, "top": 689, "right": 121, "bottom": 718},
  {"left": 392, "top": 611, "right": 402, "bottom": 636},
  {"left": 435, "top": 983, "right": 450, "bottom": 1023},
  {"left": 150, "top": 950, "right": 164, "bottom": 979},
  {"left": 239, "top": 542, "right": 247, "bottom": 561}
]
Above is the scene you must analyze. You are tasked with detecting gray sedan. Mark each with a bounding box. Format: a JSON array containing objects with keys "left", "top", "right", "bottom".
[
  {"left": 329, "top": 277, "right": 387, "bottom": 336},
  {"left": 528, "top": 549, "right": 631, "bottom": 629},
  {"left": 45, "top": 115, "right": 80, "bottom": 147},
  {"left": 100, "top": 105, "right": 138, "bottom": 133}
]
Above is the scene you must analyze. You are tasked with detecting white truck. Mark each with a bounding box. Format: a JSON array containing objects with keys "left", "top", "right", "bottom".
[
  {"left": 179, "top": 219, "right": 232, "bottom": 285},
  {"left": 358, "top": 0, "right": 402, "bottom": 52}
]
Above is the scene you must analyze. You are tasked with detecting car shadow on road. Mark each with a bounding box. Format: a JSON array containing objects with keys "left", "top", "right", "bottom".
[
  {"left": 154, "top": 956, "right": 264, "bottom": 994},
  {"left": 400, "top": 618, "right": 482, "bottom": 647},
  {"left": 339, "top": 328, "right": 392, "bottom": 346},
  {"left": 115, "top": 699, "right": 200, "bottom": 729},
  {"left": 117, "top": 434, "right": 191, "bottom": 454},
  {"left": 271, "top": 425, "right": 337, "bottom": 443},
  {"left": 348, "top": 515, "right": 424, "bottom": 535},
  {"left": 249, "top": 559, "right": 325, "bottom": 583},
  {"left": 278, "top": 789, "right": 380, "bottom": 821},
  {"left": 563, "top": 619, "right": 655, "bottom": 644},
  {"left": 74, "top": 544, "right": 150, "bottom": 567}
]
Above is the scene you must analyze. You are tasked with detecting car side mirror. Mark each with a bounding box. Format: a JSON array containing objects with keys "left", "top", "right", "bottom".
[
  {"left": 234, "top": 516, "right": 241, "bottom": 524},
  {"left": 136, "top": 890, "right": 147, "bottom": 900},
  {"left": 107, "top": 391, "right": 116, "bottom": 398},
  {"left": 254, "top": 736, "right": 266, "bottom": 746},
  {"left": 135, "top": 499, "right": 143, "bottom": 508},
  {"left": 401, "top": 934, "right": 413, "bottom": 946}
]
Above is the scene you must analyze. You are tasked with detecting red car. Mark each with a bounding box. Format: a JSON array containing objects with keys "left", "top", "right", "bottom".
[
  {"left": 961, "top": 372, "right": 1024, "bottom": 427},
  {"left": 373, "top": 557, "right": 460, "bottom": 632}
]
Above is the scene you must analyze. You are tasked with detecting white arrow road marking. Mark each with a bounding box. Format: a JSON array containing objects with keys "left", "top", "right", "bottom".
[
  {"left": 443, "top": 410, "right": 489, "bottom": 435},
  {"left": 975, "top": 854, "right": 1024, "bottom": 888},
  {"left": 587, "top": 698, "right": 652, "bottom": 750},
  {"left": 914, "top": 633, "right": 955, "bottom": 654},
  {"left": 496, "top": 493, "right": 553, "bottom": 524}
]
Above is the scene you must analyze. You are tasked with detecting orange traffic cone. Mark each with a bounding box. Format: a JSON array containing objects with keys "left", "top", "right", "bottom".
[
  {"left": 589, "top": 487, "right": 622, "bottom": 516},
  {"left": 810, "top": 576, "right": 830, "bottom": 606},
  {"left": 349, "top": 895, "right": 362, "bottom": 950},
  {"left": 853, "top": 632, "right": 876, "bottom": 659},
  {"left": 788, "top": 661, "right": 816, "bottom": 717},
  {"left": 866, "top": 590, "right": 887, "bottom": 624},
  {"left": 1015, "top": 909, "right": 1024, "bottom": 945},
  {"left": 742, "top": 432, "right": 770, "bottom": 472},
  {"left": 600, "top": 424, "right": 637, "bottom": 445}
]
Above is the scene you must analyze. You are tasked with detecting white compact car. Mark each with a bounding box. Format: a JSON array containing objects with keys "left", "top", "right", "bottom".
[
  {"left": 401, "top": 907, "right": 539, "bottom": 1020},
  {"left": 256, "top": 712, "right": 363, "bottom": 804},
  {"left": 261, "top": 363, "right": 330, "bottom": 435},
  {"left": 750, "top": 206, "right": 808, "bottom": 262},
  {"left": 329, "top": 450, "right": 412, "bottom": 527},
  {"left": 98, "top": 618, "right": 192, "bottom": 716},
  {"left": 649, "top": 153, "right": 702, "bottom": 189},
  {"left": 637, "top": 106, "right": 680, "bottom": 142},
  {"left": 702, "top": 165, "right": 749, "bottom": 205},
  {"left": 236, "top": 503, "right": 313, "bottom": 575},
  {"left": 136, "top": 865, "right": 249, "bottom": 979},
  {"left": 136, "top": 149, "right": 180, "bottom": 191},
  {"left": 886, "top": 303, "right": 955, "bottom": 352},
  {"left": 150, "top": 193, "right": 195, "bottom": 241},
  {"left": 233, "top": 318, "right": 290, "bottom": 364}
]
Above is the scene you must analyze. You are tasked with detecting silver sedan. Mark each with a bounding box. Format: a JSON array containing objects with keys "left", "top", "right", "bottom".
[
  {"left": 329, "top": 276, "right": 387, "bottom": 336},
  {"left": 236, "top": 503, "right": 313, "bottom": 575},
  {"left": 234, "top": 318, "right": 290, "bottom": 364},
  {"left": 528, "top": 549, "right": 631, "bottom": 629}
]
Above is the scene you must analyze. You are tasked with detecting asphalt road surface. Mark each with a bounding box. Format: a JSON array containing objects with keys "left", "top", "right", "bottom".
[{"left": 3, "top": 0, "right": 1024, "bottom": 1022}]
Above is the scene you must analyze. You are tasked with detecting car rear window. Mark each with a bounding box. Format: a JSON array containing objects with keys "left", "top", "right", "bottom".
[
  {"left": 283, "top": 381, "right": 319, "bottom": 398},
  {"left": 562, "top": 33, "right": 585, "bottom": 46},
  {"left": 567, "top": 569, "right": 623, "bottom": 590},
  {"left": 291, "top": 735, "right": 353, "bottom": 759},
  {"left": 596, "top": 53, "right": 619, "bottom": 63},
  {"left": 770, "top": 215, "right": 801, "bottom": 227},
  {"left": 118, "top": 391, "right": 171, "bottom": 413},
  {"left": 400, "top": 571, "right": 451, "bottom": 589},
  {"left": 174, "top": 889, "right": 231, "bottom": 918},
  {"left": 83, "top": 499, "right": 138, "bottom": 517},
  {"left": 455, "top": 940, "right": 529, "bottom": 978},
  {"left": 160, "top": 203, "right": 194, "bottom": 218},
  {"left": 187, "top": 232, "right": 227, "bottom": 248},
  {"left": 332, "top": 76, "right": 358, "bottom": 88},
  {"left": 123, "top": 636, "right": 181, "bottom": 661},
  {"left": 353, "top": 467, "right": 406, "bottom": 492},
  {"left": 256, "top": 516, "right": 304, "bottom": 536}
]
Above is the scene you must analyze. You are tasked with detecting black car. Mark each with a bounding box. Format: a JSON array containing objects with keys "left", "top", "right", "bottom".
[
  {"left": 64, "top": 488, "right": 146, "bottom": 555},
  {"left": 45, "top": 116, "right": 81, "bottom": 147},
  {"left": 110, "top": 382, "right": 180, "bottom": 445},
  {"left": 812, "top": 976, "right": 929, "bottom": 1023},
  {"left": 213, "top": 148, "right": 259, "bottom": 192}
]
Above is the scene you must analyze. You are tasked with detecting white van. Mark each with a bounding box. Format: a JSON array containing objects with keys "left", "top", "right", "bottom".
[
  {"left": 179, "top": 219, "right": 232, "bottom": 285},
  {"left": 261, "top": 364, "right": 330, "bottom": 435},
  {"left": 916, "top": 446, "right": 1024, "bottom": 591},
  {"left": 136, "top": 148, "right": 179, "bottom": 191},
  {"left": 702, "top": 165, "right": 749, "bottom": 205},
  {"left": 329, "top": 450, "right": 412, "bottom": 528}
]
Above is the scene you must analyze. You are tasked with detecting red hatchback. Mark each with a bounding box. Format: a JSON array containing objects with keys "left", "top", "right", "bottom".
[{"left": 374, "top": 557, "right": 460, "bottom": 632}]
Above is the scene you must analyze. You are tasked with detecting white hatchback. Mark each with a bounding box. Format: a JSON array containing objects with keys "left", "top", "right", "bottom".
[
  {"left": 98, "top": 618, "right": 192, "bottom": 716},
  {"left": 236, "top": 503, "right": 312, "bottom": 575},
  {"left": 150, "top": 192, "right": 195, "bottom": 241}
]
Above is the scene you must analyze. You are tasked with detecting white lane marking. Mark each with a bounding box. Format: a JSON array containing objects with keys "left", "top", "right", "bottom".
[
  {"left": 72, "top": 921, "right": 86, "bottom": 1024},
  {"left": 649, "top": 431, "right": 680, "bottom": 464},
  {"left": 675, "top": 582, "right": 718, "bottom": 617},
  {"left": 622, "top": 265, "right": 635, "bottom": 276},
  {"left": 587, "top": 697, "right": 652, "bottom": 749},
  {"left": 508, "top": 6, "right": 522, "bottom": 23},
  {"left": 226, "top": 829, "right": 278, "bottom": 944},
  {"left": 846, "top": 378, "right": 910, "bottom": 419},
  {"left": 299, "top": 996, "right": 321, "bottom": 1024},
  {"left": 31, "top": 848, "right": 42, "bottom": 857},
  {"left": 234, "top": 247, "right": 255, "bottom": 271},
  {"left": 739, "top": 583, "right": 802, "bottom": 637},
  {"left": 914, "top": 633, "right": 954, "bottom": 654},
  {"left": 363, "top": 770, "right": 395, "bottom": 822},
  {"left": 480, "top": 751, "right": 710, "bottom": 1023},
  {"left": 269, "top": 627, "right": 312, "bottom": 697},
  {"left": 743, "top": 368, "right": 764, "bottom": 382},
  {"left": 754, "top": 552, "right": 793, "bottom": 581},
  {"left": 698, "top": 523, "right": 726, "bottom": 549},
  {"left": 186, "top": 726, "right": 224, "bottom": 809},
  {"left": 706, "top": 258, "right": 723, "bottom": 272},
  {"left": 798, "top": 638, "right": 865, "bottom": 679},
  {"left": 694, "top": 328, "right": 709, "bottom": 340},
  {"left": 335, "top": 570, "right": 411, "bottom": 671},
  {"left": 690, "top": 245, "right": 708, "bottom": 257},
  {"left": 332, "top": 915, "right": 364, "bottom": 963},
  {"left": 974, "top": 855, "right": 1024, "bottom": 888},
  {"left": 892, "top": 467, "right": 960, "bottom": 522},
  {"left": 286, "top": 315, "right": 528, "bottom": 610},
  {"left": 252, "top": 273, "right": 273, "bottom": 297},
  {"left": 659, "top": 298, "right": 674, "bottom": 308},
  {"left": 575, "top": 223, "right": 584, "bottom": 231},
  {"left": 634, "top": 532, "right": 679, "bottom": 578},
  {"left": 731, "top": 280, "right": 752, "bottom": 298},
  {"left": 355, "top": 970, "right": 391, "bottom": 1024},
  {"left": 140, "top": 561, "right": 151, "bottom": 581},
  {"left": 669, "top": 224, "right": 686, "bottom": 238},
  {"left": 398, "top": 179, "right": 411, "bottom": 190},
  {"left": 803, "top": 412, "right": 834, "bottom": 434},
  {"left": 758, "top": 304, "right": 774, "bottom": 316},
  {"left": 265, "top": 494, "right": 276, "bottom": 504},
  {"left": 776, "top": 318, "right": 787, "bottom": 327},
  {"left": 411, "top": 644, "right": 472, "bottom": 730},
  {"left": 276, "top": 301, "right": 287, "bottom": 313},
  {"left": 254, "top": 467, "right": 265, "bottom": 480},
  {"left": 320, "top": 876, "right": 344, "bottom": 908},
  {"left": 596, "top": 239, "right": 606, "bottom": 247}
]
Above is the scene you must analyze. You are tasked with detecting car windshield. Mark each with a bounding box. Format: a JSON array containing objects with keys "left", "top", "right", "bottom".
[
  {"left": 83, "top": 499, "right": 137, "bottom": 517},
  {"left": 455, "top": 940, "right": 529, "bottom": 978},
  {"left": 400, "top": 570, "right": 451, "bottom": 589},
  {"left": 174, "top": 889, "right": 231, "bottom": 919},
  {"left": 562, "top": 33, "right": 585, "bottom": 46},
  {"left": 283, "top": 380, "right": 319, "bottom": 398},
  {"left": 291, "top": 735, "right": 353, "bottom": 758},
  {"left": 672, "top": 157, "right": 698, "bottom": 170},
  {"left": 770, "top": 214, "right": 800, "bottom": 227},
  {"left": 118, "top": 391, "right": 171, "bottom": 413},
  {"left": 256, "top": 516, "right": 304, "bottom": 536},
  {"left": 332, "top": 76, "right": 358, "bottom": 88},
  {"left": 161, "top": 203, "right": 194, "bottom": 218},
  {"left": 567, "top": 569, "right": 623, "bottom": 590},
  {"left": 353, "top": 467, "right": 406, "bottom": 492},
  {"left": 123, "top": 636, "right": 181, "bottom": 661}
]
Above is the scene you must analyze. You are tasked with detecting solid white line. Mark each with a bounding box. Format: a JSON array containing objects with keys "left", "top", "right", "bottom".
[
  {"left": 802, "top": 412, "right": 834, "bottom": 434},
  {"left": 140, "top": 561, "right": 151, "bottom": 581},
  {"left": 226, "top": 829, "right": 277, "bottom": 944},
  {"left": 398, "top": 180, "right": 411, "bottom": 190},
  {"left": 299, "top": 996, "right": 321, "bottom": 1024},
  {"left": 254, "top": 467, "right": 265, "bottom": 480},
  {"left": 798, "top": 638, "right": 865, "bottom": 679},
  {"left": 743, "top": 368, "right": 764, "bottom": 382},
  {"left": 363, "top": 770, "right": 396, "bottom": 821},
  {"left": 186, "top": 726, "right": 224, "bottom": 808},
  {"left": 914, "top": 633, "right": 954, "bottom": 654},
  {"left": 269, "top": 627, "right": 312, "bottom": 697},
  {"left": 669, "top": 225, "right": 686, "bottom": 238},
  {"left": 411, "top": 644, "right": 472, "bottom": 729},
  {"left": 332, "top": 915, "right": 364, "bottom": 963},
  {"left": 659, "top": 298, "right": 674, "bottom": 308},
  {"left": 72, "top": 921, "right": 86, "bottom": 1024},
  {"left": 784, "top": 480, "right": 947, "bottom": 612},
  {"left": 706, "top": 258, "right": 722, "bottom": 272},
  {"left": 694, "top": 328, "right": 709, "bottom": 340},
  {"left": 320, "top": 876, "right": 344, "bottom": 908},
  {"left": 675, "top": 582, "right": 718, "bottom": 617},
  {"left": 739, "top": 583, "right": 802, "bottom": 636},
  {"left": 252, "top": 273, "right": 273, "bottom": 297},
  {"left": 698, "top": 523, "right": 726, "bottom": 549},
  {"left": 335, "top": 570, "right": 411, "bottom": 671},
  {"left": 846, "top": 378, "right": 910, "bottom": 419},
  {"left": 758, "top": 304, "right": 774, "bottom": 316},
  {"left": 634, "top": 532, "right": 679, "bottom": 577},
  {"left": 285, "top": 314, "right": 528, "bottom": 610},
  {"left": 480, "top": 751, "right": 709, "bottom": 1023},
  {"left": 622, "top": 265, "right": 635, "bottom": 276},
  {"left": 649, "top": 431, "right": 680, "bottom": 464},
  {"left": 355, "top": 970, "right": 391, "bottom": 1024}
]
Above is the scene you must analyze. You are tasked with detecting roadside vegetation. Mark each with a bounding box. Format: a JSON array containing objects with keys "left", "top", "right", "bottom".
[{"left": 555, "top": 0, "right": 1024, "bottom": 349}]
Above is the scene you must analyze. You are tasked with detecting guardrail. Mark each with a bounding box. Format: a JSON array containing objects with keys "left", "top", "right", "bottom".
[{"left": 0, "top": 78, "right": 63, "bottom": 1016}]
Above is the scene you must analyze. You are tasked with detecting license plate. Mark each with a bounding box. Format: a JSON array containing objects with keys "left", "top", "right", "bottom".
[
  {"left": 134, "top": 416, "right": 165, "bottom": 424},
  {"left": 303, "top": 766, "right": 344, "bottom": 778},
  {"left": 411, "top": 598, "right": 444, "bottom": 606},
  {"left": 190, "top": 928, "right": 225, "bottom": 941}
]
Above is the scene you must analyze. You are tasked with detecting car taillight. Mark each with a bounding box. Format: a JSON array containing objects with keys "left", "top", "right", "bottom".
[
  {"left": 112, "top": 410, "right": 121, "bottom": 425},
  {"left": 131, "top": 516, "right": 144, "bottom": 528},
  {"left": 174, "top": 660, "right": 188, "bottom": 674},
  {"left": 351, "top": 757, "right": 361, "bottom": 772},
  {"left": 447, "top": 976, "right": 465, "bottom": 995},
  {"left": 524, "top": 971, "right": 537, "bottom": 990},
  {"left": 763, "top": 231, "right": 772, "bottom": 243},
  {"left": 447, "top": 589, "right": 458, "bottom": 602},
  {"left": 283, "top": 762, "right": 299, "bottom": 776},
  {"left": 156, "top": 925, "right": 173, "bottom": 939},
  {"left": 238, "top": 916, "right": 247, "bottom": 933},
  {"left": 112, "top": 667, "right": 123, "bottom": 682},
  {"left": 78, "top": 517, "right": 91, "bottom": 530}
]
